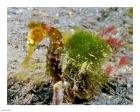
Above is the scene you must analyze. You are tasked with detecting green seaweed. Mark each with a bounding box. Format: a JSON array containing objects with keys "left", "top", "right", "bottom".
[
  {"left": 67, "top": 30, "right": 111, "bottom": 67},
  {"left": 61, "top": 30, "right": 112, "bottom": 102}
]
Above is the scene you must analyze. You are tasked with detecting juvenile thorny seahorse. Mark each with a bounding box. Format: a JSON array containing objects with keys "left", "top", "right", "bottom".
[{"left": 22, "top": 21, "right": 63, "bottom": 82}]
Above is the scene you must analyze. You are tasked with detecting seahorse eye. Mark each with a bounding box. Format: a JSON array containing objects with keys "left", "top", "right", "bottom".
[{"left": 27, "top": 38, "right": 34, "bottom": 45}]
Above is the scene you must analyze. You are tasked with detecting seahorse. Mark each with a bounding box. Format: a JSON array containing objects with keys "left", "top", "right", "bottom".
[{"left": 22, "top": 20, "right": 63, "bottom": 82}]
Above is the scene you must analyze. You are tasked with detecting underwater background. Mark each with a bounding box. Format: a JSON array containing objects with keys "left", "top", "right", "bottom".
[{"left": 7, "top": 7, "right": 133, "bottom": 105}]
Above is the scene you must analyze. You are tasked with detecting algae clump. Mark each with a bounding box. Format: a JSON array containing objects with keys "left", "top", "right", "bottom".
[{"left": 61, "top": 30, "right": 112, "bottom": 103}]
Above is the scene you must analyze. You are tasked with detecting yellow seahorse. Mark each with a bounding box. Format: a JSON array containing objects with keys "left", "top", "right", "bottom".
[
  {"left": 22, "top": 20, "right": 63, "bottom": 74},
  {"left": 22, "top": 20, "right": 65, "bottom": 105}
]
